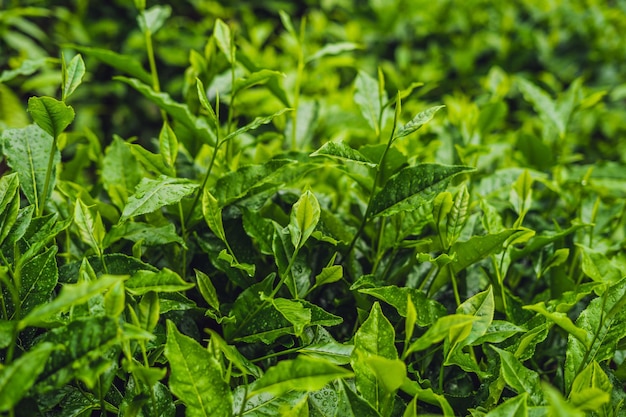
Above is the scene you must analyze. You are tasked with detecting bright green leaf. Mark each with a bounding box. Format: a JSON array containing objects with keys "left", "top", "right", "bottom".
[
  {"left": 62, "top": 54, "right": 85, "bottom": 101},
  {"left": 394, "top": 105, "right": 445, "bottom": 140},
  {"left": 248, "top": 355, "right": 352, "bottom": 398},
  {"left": 125, "top": 268, "right": 194, "bottom": 295},
  {"left": 165, "top": 320, "right": 232, "bottom": 417},
  {"left": 289, "top": 190, "right": 321, "bottom": 249},
  {"left": 120, "top": 175, "right": 199, "bottom": 222},
  {"left": 28, "top": 96, "right": 75, "bottom": 138},
  {"left": 310, "top": 140, "right": 376, "bottom": 167}
]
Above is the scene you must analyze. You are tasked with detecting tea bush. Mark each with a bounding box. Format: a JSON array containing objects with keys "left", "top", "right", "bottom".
[{"left": 1, "top": 1, "right": 626, "bottom": 416}]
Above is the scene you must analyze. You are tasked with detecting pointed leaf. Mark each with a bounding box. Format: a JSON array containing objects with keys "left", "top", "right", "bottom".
[
  {"left": 13, "top": 246, "right": 58, "bottom": 319},
  {"left": 214, "top": 18, "right": 233, "bottom": 62},
  {"left": 485, "top": 394, "right": 529, "bottom": 417},
  {"left": 0, "top": 173, "right": 20, "bottom": 247},
  {"left": 358, "top": 285, "right": 446, "bottom": 326},
  {"left": 137, "top": 5, "right": 171, "bottom": 34},
  {"left": 248, "top": 355, "right": 352, "bottom": 398},
  {"left": 159, "top": 121, "right": 178, "bottom": 169},
  {"left": 306, "top": 42, "right": 361, "bottom": 63},
  {"left": 394, "top": 105, "right": 445, "bottom": 140},
  {"left": 233, "top": 69, "right": 283, "bottom": 96},
  {"left": 102, "top": 136, "right": 142, "bottom": 209},
  {"left": 223, "top": 108, "right": 291, "bottom": 142},
  {"left": 310, "top": 141, "right": 376, "bottom": 167},
  {"left": 406, "top": 314, "right": 476, "bottom": 355},
  {"left": 28, "top": 96, "right": 75, "bottom": 138},
  {"left": 68, "top": 45, "right": 152, "bottom": 85},
  {"left": 63, "top": 54, "right": 85, "bottom": 100},
  {"left": 74, "top": 199, "right": 105, "bottom": 254},
  {"left": 195, "top": 269, "right": 220, "bottom": 311},
  {"left": 1, "top": 124, "right": 60, "bottom": 209},
  {"left": 202, "top": 188, "right": 226, "bottom": 242},
  {"left": 125, "top": 268, "right": 194, "bottom": 295},
  {"left": 456, "top": 286, "right": 494, "bottom": 348},
  {"left": 120, "top": 175, "right": 199, "bottom": 221},
  {"left": 164, "top": 320, "right": 232, "bottom": 417},
  {"left": 289, "top": 190, "right": 320, "bottom": 249},
  {"left": 493, "top": 346, "right": 544, "bottom": 405},
  {"left": 0, "top": 342, "right": 56, "bottom": 411},
  {"left": 354, "top": 70, "right": 383, "bottom": 134},
  {"left": 370, "top": 164, "right": 474, "bottom": 217},
  {"left": 20, "top": 275, "right": 125, "bottom": 328}
]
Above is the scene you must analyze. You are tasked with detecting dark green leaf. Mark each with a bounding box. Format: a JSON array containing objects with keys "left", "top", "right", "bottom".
[
  {"left": 13, "top": 246, "right": 58, "bottom": 319},
  {"left": 0, "top": 173, "right": 20, "bottom": 247},
  {"left": 370, "top": 164, "right": 474, "bottom": 217},
  {"left": 358, "top": 285, "right": 446, "bottom": 326},
  {"left": 1, "top": 124, "right": 60, "bottom": 209},
  {"left": 0, "top": 342, "right": 56, "bottom": 411}
]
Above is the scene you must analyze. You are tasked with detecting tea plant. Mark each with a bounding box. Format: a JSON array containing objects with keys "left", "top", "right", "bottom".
[{"left": 1, "top": 1, "right": 626, "bottom": 416}]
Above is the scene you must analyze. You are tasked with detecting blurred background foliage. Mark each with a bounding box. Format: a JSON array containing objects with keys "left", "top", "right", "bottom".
[{"left": 2, "top": 0, "right": 626, "bottom": 166}]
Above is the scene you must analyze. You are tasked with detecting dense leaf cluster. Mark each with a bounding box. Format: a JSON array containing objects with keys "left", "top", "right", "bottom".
[{"left": 1, "top": 1, "right": 626, "bottom": 416}]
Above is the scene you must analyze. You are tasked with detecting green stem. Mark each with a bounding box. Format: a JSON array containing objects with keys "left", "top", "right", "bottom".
[
  {"left": 291, "top": 17, "right": 306, "bottom": 150},
  {"left": 38, "top": 136, "right": 58, "bottom": 217}
]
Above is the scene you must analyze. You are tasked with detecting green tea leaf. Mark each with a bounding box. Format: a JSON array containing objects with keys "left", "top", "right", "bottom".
[
  {"left": 0, "top": 342, "right": 56, "bottom": 411},
  {"left": 137, "top": 5, "right": 171, "bottom": 34},
  {"left": 543, "top": 382, "right": 585, "bottom": 417},
  {"left": 233, "top": 69, "right": 283, "bottom": 96},
  {"left": 447, "top": 184, "right": 470, "bottom": 246},
  {"left": 271, "top": 297, "right": 311, "bottom": 337},
  {"left": 214, "top": 18, "right": 233, "bottom": 62},
  {"left": 289, "top": 190, "right": 321, "bottom": 249},
  {"left": 351, "top": 303, "right": 397, "bottom": 414},
  {"left": 577, "top": 244, "right": 623, "bottom": 283},
  {"left": 314, "top": 265, "right": 343, "bottom": 287},
  {"left": 125, "top": 268, "right": 194, "bottom": 295},
  {"left": 354, "top": 70, "right": 383, "bottom": 134},
  {"left": 0, "top": 57, "right": 50, "bottom": 83},
  {"left": 485, "top": 393, "right": 528, "bottom": 417},
  {"left": 299, "top": 341, "right": 354, "bottom": 365},
  {"left": 120, "top": 175, "right": 199, "bottom": 222},
  {"left": 310, "top": 140, "right": 376, "bottom": 167},
  {"left": 28, "top": 96, "right": 75, "bottom": 138},
  {"left": 74, "top": 199, "right": 105, "bottom": 255},
  {"left": 0, "top": 173, "right": 20, "bottom": 247},
  {"left": 249, "top": 355, "right": 352, "bottom": 398},
  {"left": 62, "top": 54, "right": 85, "bottom": 101},
  {"left": 115, "top": 76, "right": 216, "bottom": 145},
  {"left": 165, "top": 320, "right": 232, "bottom": 417},
  {"left": 493, "top": 346, "right": 544, "bottom": 405},
  {"left": 223, "top": 108, "right": 291, "bottom": 142},
  {"left": 569, "top": 361, "right": 611, "bottom": 412},
  {"left": 104, "top": 221, "right": 186, "bottom": 249},
  {"left": 37, "top": 316, "right": 122, "bottom": 392},
  {"left": 68, "top": 45, "right": 152, "bottom": 85},
  {"left": 13, "top": 246, "right": 58, "bottom": 319},
  {"left": 1, "top": 124, "right": 60, "bottom": 209},
  {"left": 195, "top": 269, "right": 220, "bottom": 311},
  {"left": 524, "top": 302, "right": 591, "bottom": 348},
  {"left": 358, "top": 285, "right": 446, "bottom": 326},
  {"left": 20, "top": 275, "right": 125, "bottom": 328},
  {"left": 405, "top": 314, "right": 476, "bottom": 355},
  {"left": 370, "top": 164, "right": 474, "bottom": 218},
  {"left": 202, "top": 188, "right": 226, "bottom": 242},
  {"left": 101, "top": 136, "right": 142, "bottom": 210},
  {"left": 517, "top": 78, "right": 564, "bottom": 136},
  {"left": 456, "top": 286, "right": 494, "bottom": 348},
  {"left": 159, "top": 121, "right": 178, "bottom": 169},
  {"left": 306, "top": 42, "right": 361, "bottom": 63},
  {"left": 394, "top": 105, "right": 445, "bottom": 140}
]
